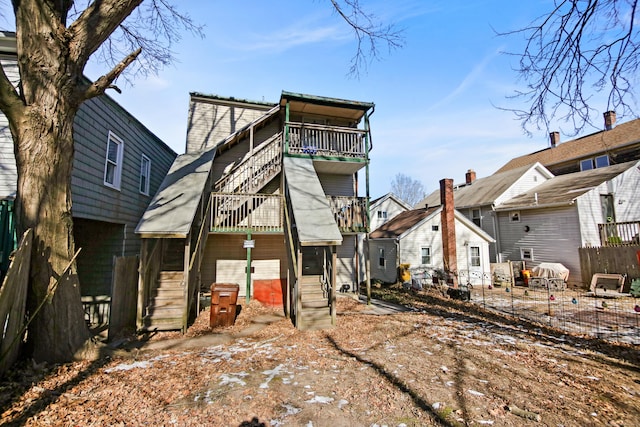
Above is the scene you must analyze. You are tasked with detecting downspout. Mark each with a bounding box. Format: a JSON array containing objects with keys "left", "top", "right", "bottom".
[{"left": 364, "top": 105, "right": 375, "bottom": 304}]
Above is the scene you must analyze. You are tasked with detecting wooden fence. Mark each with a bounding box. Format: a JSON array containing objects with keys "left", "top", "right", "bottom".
[
  {"left": 578, "top": 245, "right": 640, "bottom": 289},
  {"left": 0, "top": 229, "right": 32, "bottom": 376},
  {"left": 108, "top": 255, "right": 139, "bottom": 341}
]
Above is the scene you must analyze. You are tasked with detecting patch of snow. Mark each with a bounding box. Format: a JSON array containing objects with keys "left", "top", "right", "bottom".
[
  {"left": 305, "top": 395, "right": 334, "bottom": 404},
  {"left": 338, "top": 399, "right": 349, "bottom": 409},
  {"left": 105, "top": 361, "right": 151, "bottom": 373},
  {"left": 261, "top": 364, "right": 286, "bottom": 389},
  {"left": 478, "top": 420, "right": 494, "bottom": 425},
  {"left": 220, "top": 373, "right": 247, "bottom": 387},
  {"left": 467, "top": 389, "right": 485, "bottom": 397}
]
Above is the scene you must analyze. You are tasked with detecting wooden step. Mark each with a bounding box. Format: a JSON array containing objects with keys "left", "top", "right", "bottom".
[
  {"left": 298, "top": 307, "right": 333, "bottom": 331},
  {"left": 140, "top": 315, "right": 183, "bottom": 331}
]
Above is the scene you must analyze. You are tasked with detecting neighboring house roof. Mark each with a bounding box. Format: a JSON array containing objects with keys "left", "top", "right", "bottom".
[
  {"left": 370, "top": 192, "right": 412, "bottom": 211},
  {"left": 495, "top": 118, "right": 640, "bottom": 174},
  {"left": 415, "top": 163, "right": 553, "bottom": 209},
  {"left": 370, "top": 207, "right": 494, "bottom": 243},
  {"left": 370, "top": 207, "right": 439, "bottom": 238},
  {"left": 495, "top": 161, "right": 640, "bottom": 211},
  {"left": 135, "top": 147, "right": 215, "bottom": 237}
]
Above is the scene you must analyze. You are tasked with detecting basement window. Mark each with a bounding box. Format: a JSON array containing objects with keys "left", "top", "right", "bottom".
[{"left": 520, "top": 248, "right": 534, "bottom": 261}]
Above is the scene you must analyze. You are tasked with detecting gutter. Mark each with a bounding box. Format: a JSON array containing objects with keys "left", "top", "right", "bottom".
[{"left": 494, "top": 200, "right": 575, "bottom": 212}]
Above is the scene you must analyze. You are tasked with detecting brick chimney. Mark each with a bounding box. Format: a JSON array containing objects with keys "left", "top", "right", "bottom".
[
  {"left": 440, "top": 178, "right": 458, "bottom": 288},
  {"left": 604, "top": 111, "right": 616, "bottom": 130},
  {"left": 549, "top": 131, "right": 560, "bottom": 148},
  {"left": 465, "top": 169, "right": 476, "bottom": 185}
]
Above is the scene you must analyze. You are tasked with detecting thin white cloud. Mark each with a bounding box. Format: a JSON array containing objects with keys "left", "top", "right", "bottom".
[{"left": 428, "top": 47, "right": 503, "bottom": 111}]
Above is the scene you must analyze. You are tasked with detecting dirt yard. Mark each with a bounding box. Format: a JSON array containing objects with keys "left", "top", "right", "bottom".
[{"left": 1, "top": 286, "right": 639, "bottom": 427}]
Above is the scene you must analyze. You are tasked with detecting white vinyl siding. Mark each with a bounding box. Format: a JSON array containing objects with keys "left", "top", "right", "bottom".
[
  {"left": 421, "top": 247, "right": 431, "bottom": 265},
  {"left": 497, "top": 207, "right": 582, "bottom": 285},
  {"left": 104, "top": 132, "right": 124, "bottom": 190},
  {"left": 140, "top": 154, "right": 151, "bottom": 195},
  {"left": 470, "top": 246, "right": 481, "bottom": 267}
]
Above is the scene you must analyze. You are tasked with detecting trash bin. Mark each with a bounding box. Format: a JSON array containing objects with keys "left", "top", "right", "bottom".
[{"left": 210, "top": 283, "right": 240, "bottom": 328}]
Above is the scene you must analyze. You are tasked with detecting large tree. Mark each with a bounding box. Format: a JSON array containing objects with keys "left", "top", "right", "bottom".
[
  {"left": 0, "top": 1, "right": 401, "bottom": 363},
  {"left": 390, "top": 173, "right": 425, "bottom": 207},
  {"left": 505, "top": 0, "right": 640, "bottom": 134}
]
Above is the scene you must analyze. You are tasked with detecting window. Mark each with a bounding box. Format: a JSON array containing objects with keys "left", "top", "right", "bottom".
[
  {"left": 104, "top": 132, "right": 124, "bottom": 189},
  {"left": 509, "top": 211, "right": 520, "bottom": 222},
  {"left": 471, "top": 209, "right": 481, "bottom": 227},
  {"left": 581, "top": 155, "right": 610, "bottom": 171},
  {"left": 520, "top": 248, "right": 533, "bottom": 261},
  {"left": 378, "top": 248, "right": 385, "bottom": 267},
  {"left": 431, "top": 225, "right": 439, "bottom": 231},
  {"left": 377, "top": 211, "right": 387, "bottom": 220},
  {"left": 600, "top": 194, "right": 615, "bottom": 223},
  {"left": 595, "top": 155, "right": 610, "bottom": 168},
  {"left": 470, "top": 246, "right": 481, "bottom": 267},
  {"left": 580, "top": 159, "right": 594, "bottom": 171},
  {"left": 140, "top": 154, "right": 151, "bottom": 195},
  {"left": 421, "top": 247, "right": 431, "bottom": 265}
]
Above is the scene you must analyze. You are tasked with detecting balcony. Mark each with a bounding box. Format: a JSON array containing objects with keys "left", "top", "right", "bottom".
[
  {"left": 210, "top": 193, "right": 283, "bottom": 233},
  {"left": 598, "top": 221, "right": 640, "bottom": 246},
  {"left": 286, "top": 122, "right": 367, "bottom": 161},
  {"left": 327, "top": 196, "right": 368, "bottom": 233}
]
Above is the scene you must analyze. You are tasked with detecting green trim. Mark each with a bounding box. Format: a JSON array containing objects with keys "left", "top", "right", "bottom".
[
  {"left": 284, "top": 152, "right": 367, "bottom": 163},
  {"left": 284, "top": 102, "right": 290, "bottom": 154},
  {"left": 210, "top": 229, "right": 283, "bottom": 234},
  {"left": 280, "top": 90, "right": 374, "bottom": 111}
]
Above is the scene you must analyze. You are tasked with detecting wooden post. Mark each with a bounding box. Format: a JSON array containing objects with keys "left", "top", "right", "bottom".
[{"left": 331, "top": 245, "right": 337, "bottom": 324}]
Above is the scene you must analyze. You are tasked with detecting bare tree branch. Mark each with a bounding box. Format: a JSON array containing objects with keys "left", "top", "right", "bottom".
[
  {"left": 500, "top": 0, "right": 640, "bottom": 135},
  {"left": 390, "top": 173, "right": 425, "bottom": 207},
  {"left": 330, "top": 0, "right": 404, "bottom": 77}
]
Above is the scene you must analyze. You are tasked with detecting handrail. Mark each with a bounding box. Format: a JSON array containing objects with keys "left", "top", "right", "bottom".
[
  {"left": 189, "top": 194, "right": 212, "bottom": 271},
  {"left": 141, "top": 238, "right": 161, "bottom": 276},
  {"left": 214, "top": 132, "right": 282, "bottom": 193},
  {"left": 211, "top": 193, "right": 283, "bottom": 232},
  {"left": 283, "top": 191, "right": 298, "bottom": 279},
  {"left": 287, "top": 122, "right": 367, "bottom": 158}
]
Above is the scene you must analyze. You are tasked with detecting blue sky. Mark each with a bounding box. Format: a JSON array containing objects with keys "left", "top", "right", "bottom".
[{"left": 1, "top": 1, "right": 620, "bottom": 199}]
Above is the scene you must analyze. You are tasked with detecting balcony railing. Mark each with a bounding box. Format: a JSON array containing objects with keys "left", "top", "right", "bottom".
[
  {"left": 287, "top": 122, "right": 367, "bottom": 159},
  {"left": 327, "top": 196, "right": 368, "bottom": 233},
  {"left": 211, "top": 193, "right": 283, "bottom": 233},
  {"left": 598, "top": 221, "right": 640, "bottom": 246}
]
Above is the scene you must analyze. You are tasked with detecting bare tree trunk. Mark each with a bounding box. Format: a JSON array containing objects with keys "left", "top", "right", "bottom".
[{"left": 14, "top": 104, "right": 91, "bottom": 363}]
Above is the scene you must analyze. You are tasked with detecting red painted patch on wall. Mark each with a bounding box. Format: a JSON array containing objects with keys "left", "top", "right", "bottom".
[{"left": 253, "top": 279, "right": 286, "bottom": 307}]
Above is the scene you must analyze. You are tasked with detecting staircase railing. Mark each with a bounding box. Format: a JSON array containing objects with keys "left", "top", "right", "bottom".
[
  {"left": 327, "top": 196, "right": 369, "bottom": 233},
  {"left": 186, "top": 192, "right": 213, "bottom": 323},
  {"left": 283, "top": 185, "right": 299, "bottom": 320},
  {"left": 287, "top": 122, "right": 366, "bottom": 159},
  {"left": 211, "top": 193, "right": 283, "bottom": 233},
  {"left": 214, "top": 133, "right": 282, "bottom": 194},
  {"left": 137, "top": 238, "right": 163, "bottom": 328}
]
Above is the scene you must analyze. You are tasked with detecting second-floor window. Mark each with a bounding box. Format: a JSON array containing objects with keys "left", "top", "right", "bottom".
[
  {"left": 471, "top": 209, "right": 481, "bottom": 227},
  {"left": 104, "top": 132, "right": 124, "bottom": 190},
  {"left": 140, "top": 154, "right": 151, "bottom": 195},
  {"left": 580, "top": 155, "right": 610, "bottom": 171},
  {"left": 377, "top": 211, "right": 387, "bottom": 220}
]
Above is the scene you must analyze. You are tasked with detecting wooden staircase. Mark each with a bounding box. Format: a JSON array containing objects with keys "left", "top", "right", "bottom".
[
  {"left": 298, "top": 275, "right": 333, "bottom": 331},
  {"left": 141, "top": 240, "right": 186, "bottom": 331}
]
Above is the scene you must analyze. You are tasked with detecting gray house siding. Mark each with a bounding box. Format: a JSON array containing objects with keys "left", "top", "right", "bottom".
[
  {"left": 317, "top": 173, "right": 355, "bottom": 197},
  {"left": 0, "top": 53, "right": 176, "bottom": 298},
  {"left": 70, "top": 94, "right": 176, "bottom": 295},
  {"left": 497, "top": 206, "right": 582, "bottom": 285}
]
